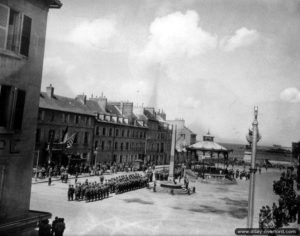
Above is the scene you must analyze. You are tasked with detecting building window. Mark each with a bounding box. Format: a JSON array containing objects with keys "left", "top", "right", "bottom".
[
  {"left": 48, "top": 129, "right": 55, "bottom": 142},
  {"left": 95, "top": 126, "right": 99, "bottom": 135},
  {"left": 126, "top": 142, "right": 129, "bottom": 150},
  {"left": 0, "top": 5, "right": 32, "bottom": 57},
  {"left": 50, "top": 112, "right": 55, "bottom": 122},
  {"left": 108, "top": 140, "right": 112, "bottom": 150},
  {"left": 0, "top": 85, "right": 26, "bottom": 130},
  {"left": 121, "top": 129, "right": 125, "bottom": 137},
  {"left": 127, "top": 130, "right": 130, "bottom": 137},
  {"left": 94, "top": 141, "right": 98, "bottom": 149},
  {"left": 120, "top": 143, "right": 124, "bottom": 151},
  {"left": 36, "top": 128, "right": 40, "bottom": 143},
  {"left": 103, "top": 127, "right": 106, "bottom": 136},
  {"left": 101, "top": 141, "right": 105, "bottom": 151},
  {"left": 38, "top": 110, "right": 44, "bottom": 121},
  {"left": 84, "top": 132, "right": 89, "bottom": 145},
  {"left": 115, "top": 129, "right": 119, "bottom": 136},
  {"left": 109, "top": 128, "right": 112, "bottom": 136},
  {"left": 114, "top": 142, "right": 118, "bottom": 150},
  {"left": 75, "top": 115, "right": 80, "bottom": 124},
  {"left": 160, "top": 143, "right": 164, "bottom": 153}
]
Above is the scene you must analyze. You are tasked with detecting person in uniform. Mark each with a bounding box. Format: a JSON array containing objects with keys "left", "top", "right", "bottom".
[{"left": 67, "top": 185, "right": 72, "bottom": 201}]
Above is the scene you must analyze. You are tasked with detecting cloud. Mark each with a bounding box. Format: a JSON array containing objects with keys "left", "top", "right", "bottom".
[
  {"left": 141, "top": 10, "right": 217, "bottom": 64},
  {"left": 182, "top": 97, "right": 201, "bottom": 109},
  {"left": 68, "top": 18, "right": 117, "bottom": 49},
  {"left": 280, "top": 87, "right": 300, "bottom": 103},
  {"left": 220, "top": 27, "right": 259, "bottom": 52}
]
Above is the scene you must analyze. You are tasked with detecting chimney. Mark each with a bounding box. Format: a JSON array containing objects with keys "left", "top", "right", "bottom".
[
  {"left": 75, "top": 94, "right": 87, "bottom": 105},
  {"left": 46, "top": 84, "right": 54, "bottom": 98}
]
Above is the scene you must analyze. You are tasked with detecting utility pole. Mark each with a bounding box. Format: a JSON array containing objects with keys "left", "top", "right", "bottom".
[{"left": 247, "top": 106, "right": 259, "bottom": 228}]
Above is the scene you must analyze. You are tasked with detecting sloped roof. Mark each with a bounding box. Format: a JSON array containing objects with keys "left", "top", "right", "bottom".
[
  {"left": 39, "top": 92, "right": 106, "bottom": 116},
  {"left": 144, "top": 110, "right": 157, "bottom": 121},
  {"left": 189, "top": 140, "right": 228, "bottom": 152},
  {"left": 106, "top": 104, "right": 122, "bottom": 116}
]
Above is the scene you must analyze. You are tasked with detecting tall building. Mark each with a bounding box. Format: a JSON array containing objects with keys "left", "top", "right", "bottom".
[
  {"left": 134, "top": 107, "right": 172, "bottom": 165},
  {"left": 36, "top": 89, "right": 172, "bottom": 167},
  {"left": 0, "top": 0, "right": 62, "bottom": 235},
  {"left": 36, "top": 85, "right": 97, "bottom": 167},
  {"left": 93, "top": 99, "right": 148, "bottom": 165}
]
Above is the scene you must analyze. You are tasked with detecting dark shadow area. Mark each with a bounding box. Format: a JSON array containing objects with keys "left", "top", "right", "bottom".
[
  {"left": 172, "top": 206, "right": 182, "bottom": 210},
  {"left": 123, "top": 198, "right": 154, "bottom": 205},
  {"left": 228, "top": 207, "right": 248, "bottom": 219},
  {"left": 220, "top": 197, "right": 248, "bottom": 208},
  {"left": 189, "top": 205, "right": 227, "bottom": 214},
  {"left": 216, "top": 187, "right": 229, "bottom": 192}
]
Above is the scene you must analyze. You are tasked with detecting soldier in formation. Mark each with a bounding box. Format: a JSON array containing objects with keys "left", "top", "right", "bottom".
[{"left": 70, "top": 173, "right": 148, "bottom": 203}]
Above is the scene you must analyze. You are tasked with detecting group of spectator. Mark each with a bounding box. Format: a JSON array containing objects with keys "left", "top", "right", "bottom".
[
  {"left": 38, "top": 217, "right": 65, "bottom": 236},
  {"left": 259, "top": 171, "right": 300, "bottom": 229}
]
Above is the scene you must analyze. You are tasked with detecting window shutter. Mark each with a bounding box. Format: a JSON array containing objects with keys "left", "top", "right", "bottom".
[
  {"left": 13, "top": 89, "right": 26, "bottom": 130},
  {"left": 0, "top": 4, "right": 9, "bottom": 49},
  {"left": 20, "top": 15, "right": 31, "bottom": 56},
  {"left": 0, "top": 85, "right": 13, "bottom": 128}
]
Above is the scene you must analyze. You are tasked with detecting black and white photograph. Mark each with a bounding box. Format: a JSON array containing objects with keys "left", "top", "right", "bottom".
[{"left": 0, "top": 0, "right": 300, "bottom": 235}]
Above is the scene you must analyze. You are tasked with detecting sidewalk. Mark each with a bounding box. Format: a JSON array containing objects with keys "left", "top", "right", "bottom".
[
  {"left": 31, "top": 171, "right": 145, "bottom": 184},
  {"left": 31, "top": 173, "right": 92, "bottom": 184}
]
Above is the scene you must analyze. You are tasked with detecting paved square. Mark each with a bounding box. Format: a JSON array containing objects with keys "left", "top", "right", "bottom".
[{"left": 30, "top": 170, "right": 281, "bottom": 235}]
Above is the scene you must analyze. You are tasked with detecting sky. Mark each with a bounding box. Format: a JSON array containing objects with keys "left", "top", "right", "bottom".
[{"left": 43, "top": 0, "right": 300, "bottom": 147}]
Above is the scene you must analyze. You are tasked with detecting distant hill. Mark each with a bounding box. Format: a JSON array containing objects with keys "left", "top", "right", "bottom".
[{"left": 220, "top": 143, "right": 292, "bottom": 162}]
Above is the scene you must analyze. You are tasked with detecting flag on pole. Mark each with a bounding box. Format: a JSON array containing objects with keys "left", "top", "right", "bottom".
[
  {"left": 66, "top": 132, "right": 77, "bottom": 149},
  {"left": 61, "top": 126, "right": 69, "bottom": 143}
]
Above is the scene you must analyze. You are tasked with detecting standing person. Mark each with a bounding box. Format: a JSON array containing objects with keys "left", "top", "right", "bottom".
[
  {"left": 100, "top": 173, "right": 104, "bottom": 185},
  {"left": 48, "top": 176, "right": 52, "bottom": 186},
  {"left": 38, "top": 219, "right": 51, "bottom": 236},
  {"left": 51, "top": 217, "right": 59, "bottom": 235},
  {"left": 54, "top": 218, "right": 65, "bottom": 236},
  {"left": 67, "top": 185, "right": 72, "bottom": 201},
  {"left": 70, "top": 185, "right": 75, "bottom": 201},
  {"left": 75, "top": 172, "right": 78, "bottom": 184}
]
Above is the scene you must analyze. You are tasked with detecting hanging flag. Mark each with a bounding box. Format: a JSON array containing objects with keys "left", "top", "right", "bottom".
[
  {"left": 66, "top": 132, "right": 77, "bottom": 149},
  {"left": 61, "top": 126, "right": 69, "bottom": 143}
]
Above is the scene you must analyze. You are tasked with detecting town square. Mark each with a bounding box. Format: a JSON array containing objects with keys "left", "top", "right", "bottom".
[{"left": 0, "top": 0, "right": 300, "bottom": 235}]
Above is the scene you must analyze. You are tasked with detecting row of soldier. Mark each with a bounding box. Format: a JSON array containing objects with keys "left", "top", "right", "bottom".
[
  {"left": 68, "top": 173, "right": 148, "bottom": 202},
  {"left": 115, "top": 174, "right": 149, "bottom": 194}
]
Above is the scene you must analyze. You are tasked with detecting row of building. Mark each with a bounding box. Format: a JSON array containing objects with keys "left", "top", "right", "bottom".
[{"left": 35, "top": 85, "right": 197, "bottom": 167}]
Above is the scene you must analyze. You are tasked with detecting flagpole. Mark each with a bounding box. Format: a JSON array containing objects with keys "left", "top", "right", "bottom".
[{"left": 247, "top": 106, "right": 259, "bottom": 229}]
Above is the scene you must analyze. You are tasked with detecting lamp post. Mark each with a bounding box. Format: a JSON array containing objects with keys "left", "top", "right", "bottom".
[{"left": 247, "top": 106, "right": 259, "bottom": 228}]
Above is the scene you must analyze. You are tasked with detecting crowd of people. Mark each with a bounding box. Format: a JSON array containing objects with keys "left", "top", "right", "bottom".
[
  {"left": 67, "top": 173, "right": 148, "bottom": 203},
  {"left": 259, "top": 171, "right": 299, "bottom": 229},
  {"left": 38, "top": 217, "right": 65, "bottom": 236}
]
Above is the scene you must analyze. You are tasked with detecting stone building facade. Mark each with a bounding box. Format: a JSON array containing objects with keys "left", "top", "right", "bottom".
[
  {"left": 0, "top": 0, "right": 62, "bottom": 235},
  {"left": 36, "top": 85, "right": 97, "bottom": 167},
  {"left": 36, "top": 88, "right": 172, "bottom": 167}
]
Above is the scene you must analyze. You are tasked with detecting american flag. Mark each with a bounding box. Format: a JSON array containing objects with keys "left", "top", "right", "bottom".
[{"left": 66, "top": 132, "right": 77, "bottom": 149}]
